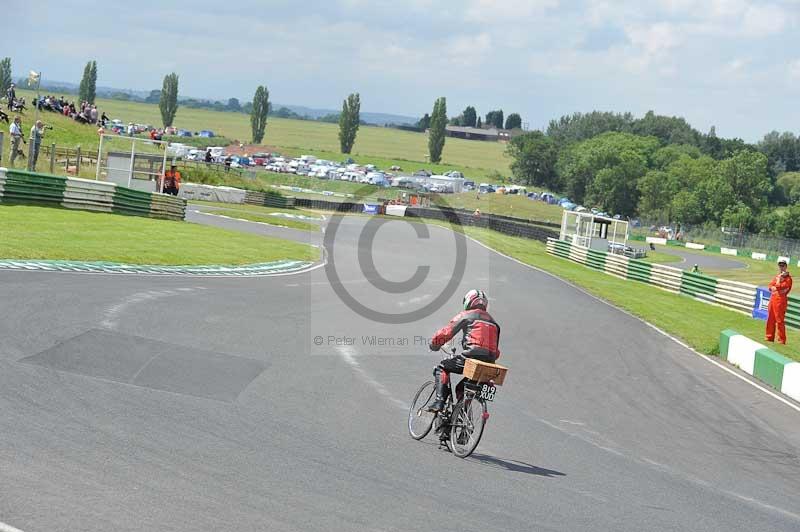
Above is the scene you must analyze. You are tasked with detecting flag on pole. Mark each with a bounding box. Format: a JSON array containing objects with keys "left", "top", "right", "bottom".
[{"left": 27, "top": 71, "right": 40, "bottom": 87}]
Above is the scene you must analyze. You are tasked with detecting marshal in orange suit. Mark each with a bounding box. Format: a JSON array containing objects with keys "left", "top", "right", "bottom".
[{"left": 766, "top": 259, "right": 792, "bottom": 344}]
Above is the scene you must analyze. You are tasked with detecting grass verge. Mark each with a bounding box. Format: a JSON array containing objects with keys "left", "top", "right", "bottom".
[
  {"left": 0, "top": 205, "right": 318, "bottom": 265},
  {"left": 205, "top": 209, "right": 318, "bottom": 231},
  {"left": 188, "top": 201, "right": 321, "bottom": 219}
]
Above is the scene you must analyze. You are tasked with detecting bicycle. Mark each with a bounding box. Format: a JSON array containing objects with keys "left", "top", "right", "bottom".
[{"left": 407, "top": 343, "right": 506, "bottom": 458}]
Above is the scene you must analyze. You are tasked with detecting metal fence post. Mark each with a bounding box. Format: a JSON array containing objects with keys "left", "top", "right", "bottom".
[
  {"left": 0, "top": 132, "right": 4, "bottom": 165},
  {"left": 76, "top": 145, "right": 81, "bottom": 175},
  {"left": 27, "top": 132, "right": 35, "bottom": 171},
  {"left": 49, "top": 143, "right": 56, "bottom": 174}
]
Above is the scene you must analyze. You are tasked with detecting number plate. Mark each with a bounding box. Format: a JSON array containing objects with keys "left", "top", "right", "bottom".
[{"left": 477, "top": 384, "right": 497, "bottom": 402}]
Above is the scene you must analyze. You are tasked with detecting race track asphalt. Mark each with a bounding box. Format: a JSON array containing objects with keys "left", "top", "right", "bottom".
[
  {"left": 0, "top": 214, "right": 798, "bottom": 532},
  {"left": 653, "top": 245, "right": 746, "bottom": 271}
]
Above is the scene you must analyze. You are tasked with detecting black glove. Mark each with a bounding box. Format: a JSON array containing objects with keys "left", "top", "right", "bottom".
[{"left": 429, "top": 343, "right": 440, "bottom": 351}]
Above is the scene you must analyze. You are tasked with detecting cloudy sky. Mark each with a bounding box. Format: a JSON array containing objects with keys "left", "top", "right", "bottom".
[{"left": 5, "top": 0, "right": 799, "bottom": 140}]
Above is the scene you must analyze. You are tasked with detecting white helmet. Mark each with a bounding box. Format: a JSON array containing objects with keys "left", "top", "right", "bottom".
[{"left": 463, "top": 289, "right": 488, "bottom": 311}]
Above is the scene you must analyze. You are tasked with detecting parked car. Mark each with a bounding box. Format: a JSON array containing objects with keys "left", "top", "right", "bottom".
[{"left": 251, "top": 152, "right": 271, "bottom": 166}]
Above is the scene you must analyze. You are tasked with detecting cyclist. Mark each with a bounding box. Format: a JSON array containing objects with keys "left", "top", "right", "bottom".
[{"left": 427, "top": 289, "right": 501, "bottom": 413}]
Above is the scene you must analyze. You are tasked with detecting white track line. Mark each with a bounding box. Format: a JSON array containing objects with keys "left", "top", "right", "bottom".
[
  {"left": 0, "top": 520, "right": 26, "bottom": 532},
  {"left": 457, "top": 229, "right": 800, "bottom": 415},
  {"left": 336, "top": 345, "right": 407, "bottom": 410}
]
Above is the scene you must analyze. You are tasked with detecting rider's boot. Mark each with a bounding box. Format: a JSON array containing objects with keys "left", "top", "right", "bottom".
[{"left": 427, "top": 367, "right": 450, "bottom": 413}]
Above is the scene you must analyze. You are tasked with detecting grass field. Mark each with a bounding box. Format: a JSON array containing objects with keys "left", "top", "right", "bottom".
[
  {"left": 14, "top": 88, "right": 511, "bottom": 178},
  {"left": 188, "top": 201, "right": 322, "bottom": 219},
  {"left": 0, "top": 205, "right": 318, "bottom": 265},
  {"left": 432, "top": 192, "right": 563, "bottom": 222},
  {"left": 203, "top": 208, "right": 318, "bottom": 231}
]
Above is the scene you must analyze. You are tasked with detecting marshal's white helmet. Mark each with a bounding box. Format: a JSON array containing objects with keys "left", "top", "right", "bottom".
[{"left": 463, "top": 289, "right": 488, "bottom": 311}]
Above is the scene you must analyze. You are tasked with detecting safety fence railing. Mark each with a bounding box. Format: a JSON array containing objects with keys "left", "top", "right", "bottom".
[{"left": 0, "top": 167, "right": 185, "bottom": 221}]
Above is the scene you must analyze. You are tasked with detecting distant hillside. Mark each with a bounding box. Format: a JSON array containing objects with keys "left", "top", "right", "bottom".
[
  {"left": 273, "top": 104, "right": 417, "bottom": 126},
  {"left": 20, "top": 77, "right": 417, "bottom": 126}
]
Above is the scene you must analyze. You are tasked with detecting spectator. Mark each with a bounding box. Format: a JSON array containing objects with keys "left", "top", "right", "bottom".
[
  {"left": 127, "top": 122, "right": 134, "bottom": 136},
  {"left": 224, "top": 154, "right": 232, "bottom": 172},
  {"left": 6, "top": 83, "right": 15, "bottom": 110},
  {"left": 100, "top": 111, "right": 108, "bottom": 125},
  {"left": 766, "top": 259, "right": 793, "bottom": 345},
  {"left": 8, "top": 116, "right": 24, "bottom": 166},
  {"left": 90, "top": 106, "right": 98, "bottom": 124},
  {"left": 160, "top": 165, "right": 181, "bottom": 195},
  {"left": 29, "top": 120, "right": 44, "bottom": 170},
  {"left": 97, "top": 124, "right": 105, "bottom": 137},
  {"left": 204, "top": 149, "right": 212, "bottom": 163}
]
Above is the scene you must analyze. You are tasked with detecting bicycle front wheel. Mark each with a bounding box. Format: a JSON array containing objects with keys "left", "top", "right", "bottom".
[
  {"left": 408, "top": 380, "right": 437, "bottom": 440},
  {"left": 450, "top": 398, "right": 487, "bottom": 458}
]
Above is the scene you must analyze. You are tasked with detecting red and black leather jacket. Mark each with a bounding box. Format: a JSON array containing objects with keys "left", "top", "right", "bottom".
[{"left": 431, "top": 309, "right": 501, "bottom": 360}]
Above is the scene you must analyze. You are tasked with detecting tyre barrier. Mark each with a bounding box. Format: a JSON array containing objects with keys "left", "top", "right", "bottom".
[
  {"left": 0, "top": 167, "right": 185, "bottom": 221},
  {"left": 720, "top": 330, "right": 800, "bottom": 402},
  {"left": 244, "top": 190, "right": 295, "bottom": 208}
]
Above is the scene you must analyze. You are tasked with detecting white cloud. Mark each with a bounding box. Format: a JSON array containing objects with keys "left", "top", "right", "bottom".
[
  {"left": 464, "top": 0, "right": 559, "bottom": 22},
  {"left": 742, "top": 3, "right": 789, "bottom": 35}
]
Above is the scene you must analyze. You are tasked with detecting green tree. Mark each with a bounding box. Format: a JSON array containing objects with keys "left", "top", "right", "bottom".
[
  {"left": 781, "top": 204, "right": 800, "bottom": 239},
  {"left": 78, "top": 61, "right": 91, "bottom": 102},
  {"left": 87, "top": 61, "right": 97, "bottom": 103},
  {"left": 0, "top": 57, "right": 12, "bottom": 97},
  {"left": 546, "top": 111, "right": 635, "bottom": 146},
  {"left": 556, "top": 132, "right": 659, "bottom": 206},
  {"left": 671, "top": 190, "right": 704, "bottom": 225},
  {"left": 476, "top": 116, "right": 482, "bottom": 128},
  {"left": 485, "top": 110, "right": 504, "bottom": 129},
  {"left": 227, "top": 97, "right": 241, "bottom": 112},
  {"left": 145, "top": 89, "right": 161, "bottom": 103},
  {"left": 159, "top": 73, "right": 180, "bottom": 127},
  {"left": 586, "top": 150, "right": 648, "bottom": 216},
  {"left": 462, "top": 106, "right": 477, "bottom": 128},
  {"left": 758, "top": 131, "right": 799, "bottom": 176},
  {"left": 721, "top": 202, "right": 753, "bottom": 232},
  {"left": 717, "top": 149, "right": 771, "bottom": 213},
  {"left": 250, "top": 85, "right": 269, "bottom": 144},
  {"left": 637, "top": 170, "right": 677, "bottom": 221},
  {"left": 631, "top": 110, "right": 700, "bottom": 146},
  {"left": 417, "top": 113, "right": 431, "bottom": 130},
  {"left": 506, "top": 131, "right": 558, "bottom": 188},
  {"left": 428, "top": 97, "right": 447, "bottom": 163},
  {"left": 775, "top": 172, "right": 800, "bottom": 204},
  {"left": 651, "top": 144, "right": 702, "bottom": 170},
  {"left": 338, "top": 92, "right": 361, "bottom": 154},
  {"left": 505, "top": 113, "right": 522, "bottom": 130}
]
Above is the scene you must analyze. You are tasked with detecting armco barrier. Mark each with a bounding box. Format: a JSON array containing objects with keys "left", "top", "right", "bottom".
[
  {"left": 0, "top": 168, "right": 185, "bottom": 221},
  {"left": 405, "top": 207, "right": 558, "bottom": 242},
  {"left": 546, "top": 238, "right": 758, "bottom": 316},
  {"left": 720, "top": 330, "right": 800, "bottom": 402}
]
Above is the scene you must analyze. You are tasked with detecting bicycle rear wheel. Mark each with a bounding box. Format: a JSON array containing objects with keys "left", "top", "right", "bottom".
[
  {"left": 449, "top": 398, "right": 487, "bottom": 458},
  {"left": 408, "top": 380, "right": 437, "bottom": 440}
]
